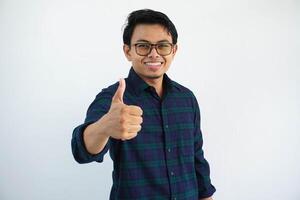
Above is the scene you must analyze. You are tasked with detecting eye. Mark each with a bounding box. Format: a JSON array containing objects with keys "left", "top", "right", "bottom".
[
  {"left": 136, "top": 43, "right": 150, "bottom": 48},
  {"left": 157, "top": 43, "right": 171, "bottom": 49}
]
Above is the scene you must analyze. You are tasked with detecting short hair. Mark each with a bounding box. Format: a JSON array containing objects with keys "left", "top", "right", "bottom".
[{"left": 123, "top": 9, "right": 178, "bottom": 45}]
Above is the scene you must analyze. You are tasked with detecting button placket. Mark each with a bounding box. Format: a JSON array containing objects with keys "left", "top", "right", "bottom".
[{"left": 162, "top": 104, "right": 176, "bottom": 198}]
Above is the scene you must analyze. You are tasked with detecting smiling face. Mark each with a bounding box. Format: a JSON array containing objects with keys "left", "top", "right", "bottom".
[{"left": 123, "top": 24, "right": 177, "bottom": 84}]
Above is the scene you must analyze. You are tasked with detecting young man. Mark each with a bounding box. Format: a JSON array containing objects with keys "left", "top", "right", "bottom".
[{"left": 72, "top": 9, "right": 216, "bottom": 200}]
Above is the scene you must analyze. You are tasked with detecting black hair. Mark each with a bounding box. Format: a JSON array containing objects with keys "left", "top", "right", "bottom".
[{"left": 123, "top": 9, "right": 178, "bottom": 45}]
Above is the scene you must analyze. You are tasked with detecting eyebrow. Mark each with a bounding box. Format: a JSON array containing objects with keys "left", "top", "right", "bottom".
[{"left": 135, "top": 39, "right": 171, "bottom": 43}]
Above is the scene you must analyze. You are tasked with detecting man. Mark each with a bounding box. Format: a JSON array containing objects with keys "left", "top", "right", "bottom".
[{"left": 72, "top": 9, "right": 216, "bottom": 200}]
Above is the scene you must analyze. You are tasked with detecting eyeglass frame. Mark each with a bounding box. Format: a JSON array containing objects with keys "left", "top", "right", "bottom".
[{"left": 131, "top": 42, "right": 174, "bottom": 56}]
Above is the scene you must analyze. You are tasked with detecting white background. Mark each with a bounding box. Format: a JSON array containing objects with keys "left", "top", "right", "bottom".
[{"left": 1, "top": 0, "right": 299, "bottom": 199}]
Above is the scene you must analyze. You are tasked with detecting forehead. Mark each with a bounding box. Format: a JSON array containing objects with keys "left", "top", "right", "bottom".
[{"left": 131, "top": 24, "right": 172, "bottom": 43}]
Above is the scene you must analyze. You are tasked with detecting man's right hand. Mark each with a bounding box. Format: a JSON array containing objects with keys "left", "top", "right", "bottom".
[{"left": 99, "top": 78, "right": 143, "bottom": 140}]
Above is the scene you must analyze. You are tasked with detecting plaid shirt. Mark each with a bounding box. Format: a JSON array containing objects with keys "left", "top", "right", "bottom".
[{"left": 72, "top": 67, "right": 216, "bottom": 200}]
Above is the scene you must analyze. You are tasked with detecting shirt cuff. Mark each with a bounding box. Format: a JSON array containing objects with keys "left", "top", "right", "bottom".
[
  {"left": 198, "top": 184, "right": 216, "bottom": 199},
  {"left": 71, "top": 121, "right": 109, "bottom": 163}
]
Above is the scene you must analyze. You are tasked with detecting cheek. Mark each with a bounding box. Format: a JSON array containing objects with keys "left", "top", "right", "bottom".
[
  {"left": 132, "top": 58, "right": 144, "bottom": 66},
  {"left": 134, "top": 58, "right": 143, "bottom": 64},
  {"left": 164, "top": 56, "right": 172, "bottom": 65}
]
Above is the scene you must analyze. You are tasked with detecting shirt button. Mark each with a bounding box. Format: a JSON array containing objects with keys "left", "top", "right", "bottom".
[
  {"left": 167, "top": 148, "right": 171, "bottom": 153},
  {"left": 173, "top": 197, "right": 177, "bottom": 200},
  {"left": 170, "top": 171, "right": 175, "bottom": 176},
  {"left": 165, "top": 125, "right": 169, "bottom": 129}
]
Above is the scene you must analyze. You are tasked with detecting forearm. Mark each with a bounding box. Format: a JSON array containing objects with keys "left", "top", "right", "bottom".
[{"left": 83, "top": 115, "right": 109, "bottom": 155}]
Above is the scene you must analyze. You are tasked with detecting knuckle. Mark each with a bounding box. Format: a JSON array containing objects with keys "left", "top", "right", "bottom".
[
  {"left": 122, "top": 106, "right": 129, "bottom": 113},
  {"left": 138, "top": 125, "right": 142, "bottom": 131},
  {"left": 138, "top": 107, "right": 143, "bottom": 115},
  {"left": 129, "top": 133, "right": 137, "bottom": 139}
]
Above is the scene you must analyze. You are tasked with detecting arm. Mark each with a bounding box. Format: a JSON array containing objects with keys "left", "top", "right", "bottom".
[
  {"left": 83, "top": 116, "right": 110, "bottom": 155},
  {"left": 83, "top": 79, "right": 143, "bottom": 154},
  {"left": 71, "top": 87, "right": 114, "bottom": 164},
  {"left": 72, "top": 79, "right": 143, "bottom": 163},
  {"left": 192, "top": 95, "right": 216, "bottom": 198}
]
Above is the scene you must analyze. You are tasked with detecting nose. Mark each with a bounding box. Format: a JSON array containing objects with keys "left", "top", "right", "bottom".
[{"left": 147, "top": 46, "right": 160, "bottom": 58}]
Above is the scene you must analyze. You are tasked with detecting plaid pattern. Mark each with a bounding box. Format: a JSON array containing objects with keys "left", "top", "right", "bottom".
[{"left": 72, "top": 67, "right": 216, "bottom": 200}]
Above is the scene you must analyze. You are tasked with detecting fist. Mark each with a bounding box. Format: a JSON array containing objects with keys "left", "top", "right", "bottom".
[{"left": 102, "top": 78, "right": 143, "bottom": 140}]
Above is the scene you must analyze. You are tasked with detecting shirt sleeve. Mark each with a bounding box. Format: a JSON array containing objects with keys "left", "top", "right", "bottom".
[
  {"left": 71, "top": 88, "right": 113, "bottom": 164},
  {"left": 192, "top": 95, "right": 216, "bottom": 198}
]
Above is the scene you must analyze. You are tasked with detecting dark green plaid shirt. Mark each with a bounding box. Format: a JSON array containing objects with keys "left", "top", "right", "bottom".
[{"left": 72, "top": 67, "right": 216, "bottom": 200}]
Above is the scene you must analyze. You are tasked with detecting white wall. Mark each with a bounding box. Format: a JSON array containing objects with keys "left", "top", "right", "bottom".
[{"left": 1, "top": 0, "right": 299, "bottom": 199}]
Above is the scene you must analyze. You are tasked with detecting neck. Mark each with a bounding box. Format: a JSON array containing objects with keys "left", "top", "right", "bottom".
[{"left": 144, "top": 76, "right": 164, "bottom": 98}]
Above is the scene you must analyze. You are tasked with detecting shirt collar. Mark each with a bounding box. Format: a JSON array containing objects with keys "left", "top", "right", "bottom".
[{"left": 126, "top": 67, "right": 180, "bottom": 96}]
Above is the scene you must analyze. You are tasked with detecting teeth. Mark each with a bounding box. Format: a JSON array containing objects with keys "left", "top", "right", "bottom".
[{"left": 145, "top": 62, "right": 161, "bottom": 66}]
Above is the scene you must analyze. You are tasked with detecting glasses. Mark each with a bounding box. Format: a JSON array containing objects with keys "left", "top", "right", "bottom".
[{"left": 132, "top": 42, "right": 174, "bottom": 56}]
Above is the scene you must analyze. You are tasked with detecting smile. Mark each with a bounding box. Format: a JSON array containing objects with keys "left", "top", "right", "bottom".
[{"left": 144, "top": 62, "right": 163, "bottom": 66}]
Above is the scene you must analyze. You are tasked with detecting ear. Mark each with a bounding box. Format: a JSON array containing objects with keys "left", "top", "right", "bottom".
[
  {"left": 172, "top": 44, "right": 178, "bottom": 56},
  {"left": 169, "top": 44, "right": 178, "bottom": 59},
  {"left": 123, "top": 44, "right": 132, "bottom": 61}
]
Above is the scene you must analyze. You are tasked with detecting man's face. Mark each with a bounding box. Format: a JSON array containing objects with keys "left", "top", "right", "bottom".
[{"left": 123, "top": 24, "right": 177, "bottom": 83}]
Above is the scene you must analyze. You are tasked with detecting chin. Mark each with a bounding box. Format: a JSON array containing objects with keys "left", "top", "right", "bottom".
[{"left": 145, "top": 75, "right": 162, "bottom": 79}]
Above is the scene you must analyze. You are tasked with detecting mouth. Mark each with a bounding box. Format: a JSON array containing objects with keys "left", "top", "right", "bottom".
[{"left": 144, "top": 62, "right": 164, "bottom": 71}]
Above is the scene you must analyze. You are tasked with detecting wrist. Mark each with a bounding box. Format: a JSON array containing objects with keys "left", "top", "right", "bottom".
[{"left": 95, "top": 114, "right": 110, "bottom": 138}]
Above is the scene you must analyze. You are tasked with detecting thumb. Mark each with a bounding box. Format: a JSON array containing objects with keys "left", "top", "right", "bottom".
[{"left": 112, "top": 78, "right": 126, "bottom": 104}]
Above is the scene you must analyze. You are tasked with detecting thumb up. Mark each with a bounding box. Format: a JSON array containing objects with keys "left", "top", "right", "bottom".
[
  {"left": 112, "top": 78, "right": 125, "bottom": 104},
  {"left": 103, "top": 78, "right": 143, "bottom": 140}
]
